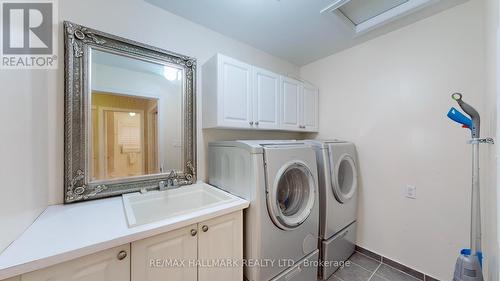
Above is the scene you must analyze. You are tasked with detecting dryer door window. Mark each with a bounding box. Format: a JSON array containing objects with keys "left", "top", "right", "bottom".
[
  {"left": 331, "top": 154, "right": 357, "bottom": 204},
  {"left": 267, "top": 162, "right": 316, "bottom": 230}
]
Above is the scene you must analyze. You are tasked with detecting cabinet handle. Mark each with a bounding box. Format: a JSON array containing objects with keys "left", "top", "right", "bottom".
[
  {"left": 249, "top": 121, "right": 254, "bottom": 126},
  {"left": 117, "top": 250, "right": 127, "bottom": 260},
  {"left": 202, "top": 225, "right": 209, "bottom": 232},
  {"left": 191, "top": 229, "right": 198, "bottom": 236},
  {"left": 255, "top": 121, "right": 259, "bottom": 126}
]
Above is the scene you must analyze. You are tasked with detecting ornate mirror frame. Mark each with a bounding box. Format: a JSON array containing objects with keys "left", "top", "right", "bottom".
[{"left": 63, "top": 21, "right": 196, "bottom": 203}]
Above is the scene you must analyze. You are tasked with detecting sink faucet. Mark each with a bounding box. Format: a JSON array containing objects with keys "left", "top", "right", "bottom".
[
  {"left": 159, "top": 170, "right": 179, "bottom": 191},
  {"left": 158, "top": 180, "right": 167, "bottom": 191}
]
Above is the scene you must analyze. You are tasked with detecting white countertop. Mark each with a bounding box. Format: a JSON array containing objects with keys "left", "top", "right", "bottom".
[{"left": 0, "top": 182, "right": 249, "bottom": 280}]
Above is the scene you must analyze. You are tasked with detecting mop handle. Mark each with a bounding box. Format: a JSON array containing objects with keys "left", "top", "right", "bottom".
[
  {"left": 451, "top": 93, "right": 480, "bottom": 138},
  {"left": 471, "top": 142, "right": 481, "bottom": 255},
  {"left": 450, "top": 93, "right": 482, "bottom": 255}
]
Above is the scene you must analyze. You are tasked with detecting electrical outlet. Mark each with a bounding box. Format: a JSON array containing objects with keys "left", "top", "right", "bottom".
[{"left": 405, "top": 185, "right": 417, "bottom": 199}]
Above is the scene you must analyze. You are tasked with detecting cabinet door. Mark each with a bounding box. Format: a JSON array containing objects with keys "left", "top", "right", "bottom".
[
  {"left": 301, "top": 84, "right": 319, "bottom": 132},
  {"left": 218, "top": 55, "right": 253, "bottom": 128},
  {"left": 198, "top": 211, "right": 243, "bottom": 281},
  {"left": 280, "top": 77, "right": 301, "bottom": 131},
  {"left": 131, "top": 224, "right": 197, "bottom": 281},
  {"left": 253, "top": 67, "right": 280, "bottom": 129},
  {"left": 21, "top": 245, "right": 130, "bottom": 281}
]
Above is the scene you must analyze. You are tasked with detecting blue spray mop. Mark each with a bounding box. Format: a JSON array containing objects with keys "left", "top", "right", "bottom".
[{"left": 447, "top": 93, "right": 494, "bottom": 281}]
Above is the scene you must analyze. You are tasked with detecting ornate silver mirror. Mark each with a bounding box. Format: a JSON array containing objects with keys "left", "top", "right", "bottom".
[{"left": 64, "top": 21, "right": 196, "bottom": 203}]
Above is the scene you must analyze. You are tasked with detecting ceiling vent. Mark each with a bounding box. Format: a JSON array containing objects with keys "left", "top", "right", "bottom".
[{"left": 321, "top": 0, "right": 438, "bottom": 34}]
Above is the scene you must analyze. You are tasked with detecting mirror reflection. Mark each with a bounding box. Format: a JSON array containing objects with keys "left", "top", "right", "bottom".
[{"left": 90, "top": 49, "right": 184, "bottom": 181}]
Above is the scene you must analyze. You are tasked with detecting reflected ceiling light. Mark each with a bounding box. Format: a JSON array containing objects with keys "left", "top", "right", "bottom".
[
  {"left": 129, "top": 112, "right": 136, "bottom": 117},
  {"left": 163, "top": 66, "right": 179, "bottom": 81}
]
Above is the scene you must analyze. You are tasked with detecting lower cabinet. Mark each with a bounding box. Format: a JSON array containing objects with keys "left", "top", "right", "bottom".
[
  {"left": 8, "top": 211, "right": 243, "bottom": 281},
  {"left": 21, "top": 244, "right": 130, "bottom": 281},
  {"left": 132, "top": 211, "right": 243, "bottom": 281},
  {"left": 197, "top": 211, "right": 243, "bottom": 281},
  {"left": 131, "top": 224, "right": 198, "bottom": 281}
]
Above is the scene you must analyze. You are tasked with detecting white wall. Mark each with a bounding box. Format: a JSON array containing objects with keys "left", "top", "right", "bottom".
[
  {"left": 301, "top": 1, "right": 486, "bottom": 279},
  {"left": 0, "top": 72, "right": 51, "bottom": 252},
  {"left": 0, "top": 0, "right": 300, "bottom": 253},
  {"left": 484, "top": 0, "right": 500, "bottom": 280}
]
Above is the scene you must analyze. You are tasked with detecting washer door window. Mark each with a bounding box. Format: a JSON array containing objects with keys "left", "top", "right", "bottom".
[
  {"left": 331, "top": 154, "right": 357, "bottom": 204},
  {"left": 267, "top": 162, "right": 316, "bottom": 230}
]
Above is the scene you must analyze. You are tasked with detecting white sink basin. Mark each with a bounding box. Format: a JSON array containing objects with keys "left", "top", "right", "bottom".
[{"left": 123, "top": 183, "right": 237, "bottom": 227}]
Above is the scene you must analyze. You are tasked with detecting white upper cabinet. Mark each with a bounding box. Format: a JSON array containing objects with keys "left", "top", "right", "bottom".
[
  {"left": 203, "top": 54, "right": 253, "bottom": 128},
  {"left": 280, "top": 76, "right": 301, "bottom": 131},
  {"left": 220, "top": 57, "right": 253, "bottom": 127},
  {"left": 301, "top": 83, "right": 319, "bottom": 131},
  {"left": 202, "top": 54, "right": 318, "bottom": 132},
  {"left": 253, "top": 67, "right": 280, "bottom": 129},
  {"left": 281, "top": 79, "right": 319, "bottom": 132}
]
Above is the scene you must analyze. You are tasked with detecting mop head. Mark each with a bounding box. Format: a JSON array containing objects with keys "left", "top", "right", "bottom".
[{"left": 453, "top": 249, "right": 483, "bottom": 281}]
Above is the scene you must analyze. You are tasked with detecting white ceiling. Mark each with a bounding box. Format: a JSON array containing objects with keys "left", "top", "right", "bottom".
[{"left": 146, "top": 0, "right": 468, "bottom": 66}]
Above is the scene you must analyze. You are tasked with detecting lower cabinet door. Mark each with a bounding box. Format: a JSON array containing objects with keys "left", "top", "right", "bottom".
[
  {"left": 131, "top": 224, "right": 198, "bottom": 281},
  {"left": 198, "top": 211, "right": 243, "bottom": 281},
  {"left": 21, "top": 244, "right": 130, "bottom": 281}
]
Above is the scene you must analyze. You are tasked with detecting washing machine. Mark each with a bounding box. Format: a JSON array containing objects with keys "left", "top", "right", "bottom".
[
  {"left": 208, "top": 140, "right": 320, "bottom": 281},
  {"left": 306, "top": 140, "right": 359, "bottom": 280}
]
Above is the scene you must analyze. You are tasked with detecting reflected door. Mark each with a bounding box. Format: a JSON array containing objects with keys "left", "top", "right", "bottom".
[
  {"left": 147, "top": 106, "right": 159, "bottom": 174},
  {"left": 91, "top": 92, "right": 160, "bottom": 181},
  {"left": 104, "top": 110, "right": 144, "bottom": 179}
]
